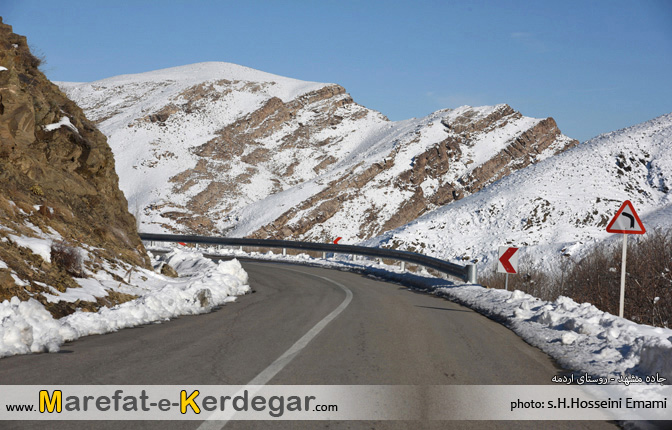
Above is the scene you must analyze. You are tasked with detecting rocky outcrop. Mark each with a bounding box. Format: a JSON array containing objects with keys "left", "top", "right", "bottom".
[
  {"left": 192, "top": 85, "right": 350, "bottom": 160},
  {"left": 159, "top": 83, "right": 369, "bottom": 234},
  {"left": 0, "top": 18, "right": 150, "bottom": 316}
]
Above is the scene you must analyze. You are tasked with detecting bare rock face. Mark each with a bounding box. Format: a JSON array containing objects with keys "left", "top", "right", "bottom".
[{"left": 0, "top": 18, "right": 149, "bottom": 316}]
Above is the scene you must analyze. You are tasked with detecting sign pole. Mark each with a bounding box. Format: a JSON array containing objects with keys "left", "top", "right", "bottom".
[
  {"left": 606, "top": 200, "right": 645, "bottom": 320},
  {"left": 505, "top": 273, "right": 509, "bottom": 291},
  {"left": 619, "top": 234, "right": 627, "bottom": 318}
]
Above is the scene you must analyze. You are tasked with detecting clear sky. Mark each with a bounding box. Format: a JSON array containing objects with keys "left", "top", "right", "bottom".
[{"left": 2, "top": 0, "right": 671, "bottom": 141}]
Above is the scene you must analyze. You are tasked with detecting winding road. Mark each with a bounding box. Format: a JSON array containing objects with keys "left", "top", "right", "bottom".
[{"left": 0, "top": 261, "right": 618, "bottom": 429}]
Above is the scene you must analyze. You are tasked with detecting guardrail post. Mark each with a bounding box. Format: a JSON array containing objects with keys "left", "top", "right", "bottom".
[
  {"left": 322, "top": 251, "right": 326, "bottom": 259},
  {"left": 400, "top": 261, "right": 405, "bottom": 271},
  {"left": 467, "top": 263, "right": 477, "bottom": 284},
  {"left": 282, "top": 248, "right": 286, "bottom": 256}
]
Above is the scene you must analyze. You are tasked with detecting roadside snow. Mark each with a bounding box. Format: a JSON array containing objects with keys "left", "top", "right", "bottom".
[
  {"left": 0, "top": 249, "right": 249, "bottom": 358},
  {"left": 435, "top": 285, "right": 672, "bottom": 382}
]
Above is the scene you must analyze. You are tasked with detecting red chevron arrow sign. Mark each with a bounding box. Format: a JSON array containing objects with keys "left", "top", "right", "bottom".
[{"left": 497, "top": 246, "right": 519, "bottom": 274}]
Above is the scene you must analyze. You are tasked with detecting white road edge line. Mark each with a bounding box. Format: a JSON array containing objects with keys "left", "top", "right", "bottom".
[{"left": 197, "top": 266, "right": 353, "bottom": 429}]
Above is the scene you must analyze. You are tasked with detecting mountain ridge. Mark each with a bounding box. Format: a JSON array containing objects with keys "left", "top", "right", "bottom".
[{"left": 59, "top": 62, "right": 578, "bottom": 243}]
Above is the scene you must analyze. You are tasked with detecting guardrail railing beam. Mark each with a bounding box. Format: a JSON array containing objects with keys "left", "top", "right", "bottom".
[{"left": 139, "top": 233, "right": 477, "bottom": 283}]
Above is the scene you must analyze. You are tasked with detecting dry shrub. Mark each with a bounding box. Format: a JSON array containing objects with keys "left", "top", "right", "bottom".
[
  {"left": 50, "top": 240, "right": 85, "bottom": 278},
  {"left": 479, "top": 260, "right": 561, "bottom": 301},
  {"left": 561, "top": 246, "right": 621, "bottom": 314},
  {"left": 625, "top": 229, "right": 672, "bottom": 326},
  {"left": 480, "top": 229, "right": 672, "bottom": 328},
  {"left": 30, "top": 184, "right": 44, "bottom": 196},
  {"left": 28, "top": 44, "right": 46, "bottom": 70},
  {"left": 563, "top": 229, "right": 672, "bottom": 327}
]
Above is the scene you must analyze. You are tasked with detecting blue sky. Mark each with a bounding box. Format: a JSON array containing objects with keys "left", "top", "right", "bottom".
[{"left": 3, "top": 0, "right": 671, "bottom": 141}]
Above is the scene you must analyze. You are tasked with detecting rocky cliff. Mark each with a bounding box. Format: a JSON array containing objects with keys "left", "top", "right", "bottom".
[
  {"left": 0, "top": 18, "right": 149, "bottom": 317},
  {"left": 59, "top": 63, "right": 578, "bottom": 244}
]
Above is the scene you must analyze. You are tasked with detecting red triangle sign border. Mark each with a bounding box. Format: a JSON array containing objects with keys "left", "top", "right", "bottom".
[{"left": 606, "top": 200, "right": 646, "bottom": 234}]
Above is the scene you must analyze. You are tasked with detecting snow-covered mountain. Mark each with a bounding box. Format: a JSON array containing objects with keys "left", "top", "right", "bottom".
[
  {"left": 59, "top": 62, "right": 577, "bottom": 242},
  {"left": 366, "top": 113, "right": 672, "bottom": 270}
]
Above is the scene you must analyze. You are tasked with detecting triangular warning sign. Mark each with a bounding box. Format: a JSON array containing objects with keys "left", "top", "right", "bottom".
[{"left": 606, "top": 200, "right": 646, "bottom": 234}]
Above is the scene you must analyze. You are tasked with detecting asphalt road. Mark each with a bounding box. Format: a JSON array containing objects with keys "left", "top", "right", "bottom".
[{"left": 0, "top": 261, "right": 619, "bottom": 429}]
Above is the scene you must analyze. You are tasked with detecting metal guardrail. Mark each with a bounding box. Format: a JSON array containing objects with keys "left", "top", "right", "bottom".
[{"left": 139, "top": 233, "right": 477, "bottom": 284}]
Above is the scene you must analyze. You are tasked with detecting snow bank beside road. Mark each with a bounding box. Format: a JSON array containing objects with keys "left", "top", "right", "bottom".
[
  {"left": 0, "top": 249, "right": 250, "bottom": 358},
  {"left": 434, "top": 286, "right": 672, "bottom": 382}
]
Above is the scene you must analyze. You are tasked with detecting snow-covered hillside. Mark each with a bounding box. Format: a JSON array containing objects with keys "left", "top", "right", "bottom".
[
  {"left": 58, "top": 62, "right": 388, "bottom": 234},
  {"left": 59, "top": 62, "right": 576, "bottom": 242},
  {"left": 366, "top": 113, "right": 672, "bottom": 271}
]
